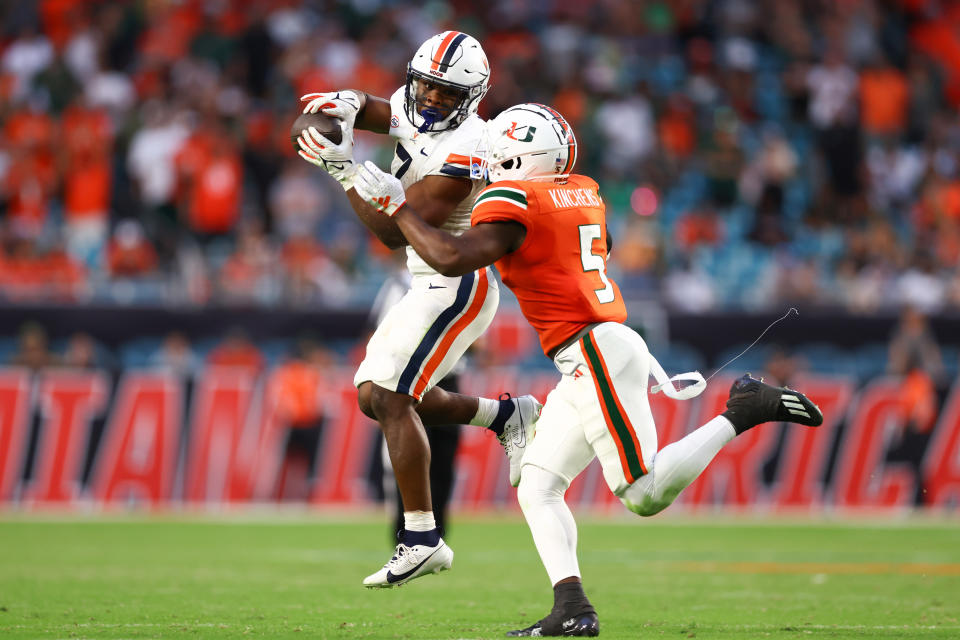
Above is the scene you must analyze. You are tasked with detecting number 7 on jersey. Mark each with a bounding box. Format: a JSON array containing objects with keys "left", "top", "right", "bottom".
[{"left": 579, "top": 224, "right": 615, "bottom": 304}]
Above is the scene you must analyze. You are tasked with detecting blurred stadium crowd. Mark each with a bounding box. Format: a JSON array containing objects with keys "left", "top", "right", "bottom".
[{"left": 1, "top": 0, "right": 960, "bottom": 314}]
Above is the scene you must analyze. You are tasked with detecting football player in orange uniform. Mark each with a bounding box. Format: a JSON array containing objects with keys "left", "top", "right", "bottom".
[{"left": 353, "top": 103, "right": 823, "bottom": 637}]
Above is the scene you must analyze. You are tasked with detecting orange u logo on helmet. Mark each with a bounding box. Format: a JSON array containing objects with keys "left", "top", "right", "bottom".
[{"left": 505, "top": 122, "right": 537, "bottom": 142}]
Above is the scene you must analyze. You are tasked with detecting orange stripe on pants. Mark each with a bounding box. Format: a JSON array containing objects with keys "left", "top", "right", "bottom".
[{"left": 412, "top": 270, "right": 488, "bottom": 399}]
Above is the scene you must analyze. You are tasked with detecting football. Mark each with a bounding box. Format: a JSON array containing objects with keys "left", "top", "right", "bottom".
[{"left": 290, "top": 111, "right": 342, "bottom": 151}]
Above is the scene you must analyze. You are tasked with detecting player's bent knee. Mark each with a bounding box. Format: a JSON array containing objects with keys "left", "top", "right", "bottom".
[
  {"left": 356, "top": 383, "right": 376, "bottom": 420},
  {"left": 368, "top": 384, "right": 416, "bottom": 424},
  {"left": 620, "top": 494, "right": 669, "bottom": 517},
  {"left": 516, "top": 472, "right": 539, "bottom": 513},
  {"left": 619, "top": 479, "right": 677, "bottom": 517},
  {"left": 517, "top": 465, "right": 568, "bottom": 512}
]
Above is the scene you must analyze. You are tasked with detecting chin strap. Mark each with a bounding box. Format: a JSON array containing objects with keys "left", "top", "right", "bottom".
[
  {"left": 649, "top": 354, "right": 706, "bottom": 400},
  {"left": 418, "top": 108, "right": 442, "bottom": 132}
]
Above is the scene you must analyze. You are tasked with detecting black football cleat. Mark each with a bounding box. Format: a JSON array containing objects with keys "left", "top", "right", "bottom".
[
  {"left": 507, "top": 613, "right": 600, "bottom": 637},
  {"left": 723, "top": 374, "right": 823, "bottom": 433}
]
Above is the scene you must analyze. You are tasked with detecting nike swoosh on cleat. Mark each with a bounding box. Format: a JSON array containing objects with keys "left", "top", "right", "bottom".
[
  {"left": 385, "top": 546, "right": 442, "bottom": 583},
  {"left": 428, "top": 284, "right": 446, "bottom": 289},
  {"left": 420, "top": 148, "right": 429, "bottom": 156},
  {"left": 513, "top": 412, "right": 525, "bottom": 447}
]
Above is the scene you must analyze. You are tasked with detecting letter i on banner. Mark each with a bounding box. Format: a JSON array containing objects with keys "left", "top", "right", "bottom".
[
  {"left": 311, "top": 371, "right": 379, "bottom": 504},
  {"left": 27, "top": 370, "right": 108, "bottom": 504},
  {"left": 0, "top": 369, "right": 31, "bottom": 502},
  {"left": 183, "top": 369, "right": 257, "bottom": 503}
]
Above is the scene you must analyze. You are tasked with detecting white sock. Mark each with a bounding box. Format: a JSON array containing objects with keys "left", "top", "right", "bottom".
[
  {"left": 621, "top": 416, "right": 736, "bottom": 516},
  {"left": 403, "top": 510, "right": 436, "bottom": 532},
  {"left": 469, "top": 397, "right": 500, "bottom": 427},
  {"left": 517, "top": 466, "right": 580, "bottom": 585}
]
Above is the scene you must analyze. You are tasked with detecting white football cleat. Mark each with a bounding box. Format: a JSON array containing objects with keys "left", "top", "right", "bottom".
[
  {"left": 497, "top": 394, "right": 542, "bottom": 487},
  {"left": 362, "top": 538, "right": 453, "bottom": 588}
]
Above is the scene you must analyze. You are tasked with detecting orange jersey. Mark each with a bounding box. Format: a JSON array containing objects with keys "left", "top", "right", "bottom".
[{"left": 471, "top": 175, "right": 627, "bottom": 356}]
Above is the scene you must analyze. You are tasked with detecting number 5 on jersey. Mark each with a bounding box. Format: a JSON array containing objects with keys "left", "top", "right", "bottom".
[{"left": 579, "top": 224, "right": 615, "bottom": 304}]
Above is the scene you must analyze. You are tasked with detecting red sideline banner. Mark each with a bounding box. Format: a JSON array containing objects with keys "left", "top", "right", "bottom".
[{"left": 0, "top": 366, "right": 958, "bottom": 511}]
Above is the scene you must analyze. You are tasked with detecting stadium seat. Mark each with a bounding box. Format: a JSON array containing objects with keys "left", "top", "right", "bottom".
[
  {"left": 658, "top": 341, "right": 706, "bottom": 375},
  {"left": 712, "top": 342, "right": 773, "bottom": 376},
  {"left": 259, "top": 338, "right": 295, "bottom": 367},
  {"left": 796, "top": 342, "right": 857, "bottom": 376},
  {"left": 938, "top": 344, "right": 958, "bottom": 380},
  {"left": 119, "top": 337, "right": 165, "bottom": 368},
  {"left": 0, "top": 337, "right": 19, "bottom": 366},
  {"left": 853, "top": 343, "right": 891, "bottom": 380}
]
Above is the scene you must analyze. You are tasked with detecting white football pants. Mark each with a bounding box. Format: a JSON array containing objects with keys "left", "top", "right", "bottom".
[{"left": 517, "top": 322, "right": 736, "bottom": 585}]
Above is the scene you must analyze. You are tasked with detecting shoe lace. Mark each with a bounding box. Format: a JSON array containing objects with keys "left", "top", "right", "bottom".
[
  {"left": 385, "top": 543, "right": 407, "bottom": 569},
  {"left": 385, "top": 542, "right": 422, "bottom": 570},
  {"left": 497, "top": 422, "right": 518, "bottom": 452}
]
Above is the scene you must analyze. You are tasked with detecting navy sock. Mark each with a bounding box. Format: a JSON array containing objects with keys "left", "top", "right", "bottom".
[
  {"left": 401, "top": 527, "right": 440, "bottom": 547},
  {"left": 487, "top": 397, "right": 515, "bottom": 437}
]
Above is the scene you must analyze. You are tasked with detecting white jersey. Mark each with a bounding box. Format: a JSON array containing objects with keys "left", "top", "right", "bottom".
[{"left": 388, "top": 87, "right": 487, "bottom": 276}]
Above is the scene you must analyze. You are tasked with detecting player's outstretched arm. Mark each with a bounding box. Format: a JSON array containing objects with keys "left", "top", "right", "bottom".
[{"left": 354, "top": 161, "right": 524, "bottom": 275}]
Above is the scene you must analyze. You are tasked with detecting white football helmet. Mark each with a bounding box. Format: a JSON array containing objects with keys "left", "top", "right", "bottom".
[
  {"left": 482, "top": 103, "right": 578, "bottom": 183},
  {"left": 404, "top": 31, "right": 490, "bottom": 133}
]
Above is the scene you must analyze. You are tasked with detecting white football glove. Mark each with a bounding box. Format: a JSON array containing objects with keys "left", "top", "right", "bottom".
[
  {"left": 354, "top": 161, "right": 407, "bottom": 216},
  {"left": 297, "top": 124, "right": 357, "bottom": 190},
  {"left": 300, "top": 90, "right": 361, "bottom": 126},
  {"left": 297, "top": 90, "right": 362, "bottom": 189}
]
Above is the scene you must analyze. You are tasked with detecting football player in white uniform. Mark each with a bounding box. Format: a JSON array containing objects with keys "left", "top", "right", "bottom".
[{"left": 296, "top": 32, "right": 541, "bottom": 588}]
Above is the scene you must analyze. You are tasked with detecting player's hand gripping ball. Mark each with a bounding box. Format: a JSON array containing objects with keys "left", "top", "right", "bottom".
[
  {"left": 293, "top": 91, "right": 363, "bottom": 189},
  {"left": 292, "top": 90, "right": 362, "bottom": 150},
  {"left": 289, "top": 111, "right": 341, "bottom": 151},
  {"left": 300, "top": 91, "right": 361, "bottom": 122}
]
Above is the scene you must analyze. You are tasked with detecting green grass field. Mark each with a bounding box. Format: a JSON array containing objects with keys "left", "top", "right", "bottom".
[{"left": 0, "top": 513, "right": 957, "bottom": 639}]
